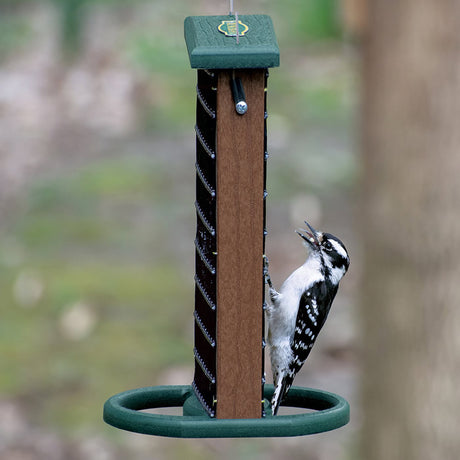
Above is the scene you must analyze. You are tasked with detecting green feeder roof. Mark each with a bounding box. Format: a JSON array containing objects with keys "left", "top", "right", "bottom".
[{"left": 184, "top": 15, "right": 280, "bottom": 69}]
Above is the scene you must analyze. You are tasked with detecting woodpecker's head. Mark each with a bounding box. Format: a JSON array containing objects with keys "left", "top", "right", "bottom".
[{"left": 296, "top": 221, "right": 350, "bottom": 280}]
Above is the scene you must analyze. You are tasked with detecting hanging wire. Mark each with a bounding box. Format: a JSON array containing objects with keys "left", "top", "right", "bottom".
[
  {"left": 229, "top": 0, "right": 240, "bottom": 44},
  {"left": 235, "top": 11, "right": 240, "bottom": 44}
]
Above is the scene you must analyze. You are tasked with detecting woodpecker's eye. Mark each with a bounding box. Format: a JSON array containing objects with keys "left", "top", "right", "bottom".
[{"left": 323, "top": 241, "right": 332, "bottom": 250}]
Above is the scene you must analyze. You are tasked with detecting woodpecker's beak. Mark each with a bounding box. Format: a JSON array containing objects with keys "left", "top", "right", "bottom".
[{"left": 296, "top": 221, "right": 321, "bottom": 249}]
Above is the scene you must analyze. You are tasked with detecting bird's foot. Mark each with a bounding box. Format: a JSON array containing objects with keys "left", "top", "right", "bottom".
[{"left": 263, "top": 254, "right": 273, "bottom": 288}]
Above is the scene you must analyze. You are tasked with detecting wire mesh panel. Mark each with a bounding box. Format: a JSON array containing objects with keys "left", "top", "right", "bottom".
[{"left": 193, "top": 69, "right": 218, "bottom": 417}]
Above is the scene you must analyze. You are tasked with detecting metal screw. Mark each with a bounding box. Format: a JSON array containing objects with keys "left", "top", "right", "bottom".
[{"left": 235, "top": 100, "right": 248, "bottom": 115}]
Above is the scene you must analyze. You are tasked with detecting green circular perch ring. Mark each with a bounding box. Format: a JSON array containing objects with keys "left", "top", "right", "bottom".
[{"left": 103, "top": 384, "right": 349, "bottom": 438}]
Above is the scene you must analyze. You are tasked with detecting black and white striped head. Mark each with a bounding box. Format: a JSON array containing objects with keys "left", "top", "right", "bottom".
[{"left": 296, "top": 221, "right": 350, "bottom": 281}]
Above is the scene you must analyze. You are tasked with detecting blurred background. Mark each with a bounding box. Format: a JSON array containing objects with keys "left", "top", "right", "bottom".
[{"left": 2, "top": 0, "right": 459, "bottom": 459}]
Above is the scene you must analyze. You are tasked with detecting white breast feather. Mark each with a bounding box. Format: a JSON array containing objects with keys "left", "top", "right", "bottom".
[{"left": 267, "top": 255, "right": 323, "bottom": 349}]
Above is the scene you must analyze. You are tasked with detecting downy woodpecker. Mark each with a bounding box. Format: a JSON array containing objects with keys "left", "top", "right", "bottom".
[{"left": 265, "top": 221, "right": 350, "bottom": 415}]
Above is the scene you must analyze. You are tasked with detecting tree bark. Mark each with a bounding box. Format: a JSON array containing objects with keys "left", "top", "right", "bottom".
[{"left": 361, "top": 1, "right": 460, "bottom": 459}]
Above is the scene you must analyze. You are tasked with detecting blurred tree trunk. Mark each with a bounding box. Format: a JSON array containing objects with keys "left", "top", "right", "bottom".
[
  {"left": 54, "top": 0, "right": 87, "bottom": 59},
  {"left": 361, "top": 1, "right": 460, "bottom": 459}
]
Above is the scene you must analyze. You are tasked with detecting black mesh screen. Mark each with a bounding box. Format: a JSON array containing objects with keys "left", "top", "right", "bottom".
[{"left": 193, "top": 69, "right": 218, "bottom": 417}]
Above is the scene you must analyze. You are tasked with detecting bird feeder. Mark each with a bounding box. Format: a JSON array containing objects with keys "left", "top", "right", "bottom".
[{"left": 103, "top": 13, "right": 349, "bottom": 438}]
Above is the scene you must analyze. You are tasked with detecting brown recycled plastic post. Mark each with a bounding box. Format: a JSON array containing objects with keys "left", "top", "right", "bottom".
[{"left": 215, "top": 69, "right": 266, "bottom": 419}]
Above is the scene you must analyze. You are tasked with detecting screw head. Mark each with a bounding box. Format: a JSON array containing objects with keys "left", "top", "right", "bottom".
[{"left": 235, "top": 101, "right": 248, "bottom": 115}]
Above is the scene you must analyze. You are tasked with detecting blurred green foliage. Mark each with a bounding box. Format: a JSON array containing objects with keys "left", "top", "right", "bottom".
[
  {"left": 1, "top": 156, "right": 194, "bottom": 430},
  {"left": 272, "top": 0, "right": 342, "bottom": 44},
  {"left": 0, "top": 0, "right": 342, "bottom": 58},
  {"left": 53, "top": 0, "right": 88, "bottom": 58},
  {"left": 0, "top": 11, "right": 33, "bottom": 60}
]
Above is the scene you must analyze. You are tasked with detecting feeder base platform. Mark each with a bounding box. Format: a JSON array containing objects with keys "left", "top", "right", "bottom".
[{"left": 103, "top": 385, "right": 349, "bottom": 438}]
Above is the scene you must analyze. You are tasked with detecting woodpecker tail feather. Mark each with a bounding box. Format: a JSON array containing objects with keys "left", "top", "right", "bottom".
[{"left": 271, "top": 378, "right": 290, "bottom": 416}]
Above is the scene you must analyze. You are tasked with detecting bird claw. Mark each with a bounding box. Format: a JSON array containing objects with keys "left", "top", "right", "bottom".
[
  {"left": 263, "top": 255, "right": 273, "bottom": 288},
  {"left": 269, "top": 288, "right": 279, "bottom": 303}
]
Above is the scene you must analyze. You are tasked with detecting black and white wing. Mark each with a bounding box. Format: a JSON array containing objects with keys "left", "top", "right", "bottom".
[{"left": 271, "top": 281, "right": 338, "bottom": 414}]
